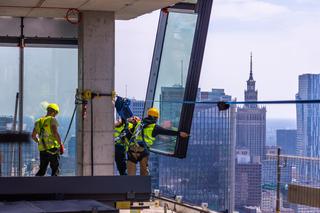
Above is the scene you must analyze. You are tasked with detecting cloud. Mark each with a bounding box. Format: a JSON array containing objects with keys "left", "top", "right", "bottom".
[{"left": 213, "top": 0, "right": 291, "bottom": 21}]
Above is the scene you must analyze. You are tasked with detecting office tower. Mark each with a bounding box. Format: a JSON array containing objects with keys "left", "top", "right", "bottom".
[
  {"left": 158, "top": 88, "right": 235, "bottom": 212},
  {"left": 276, "top": 129, "right": 297, "bottom": 155},
  {"left": 296, "top": 74, "right": 320, "bottom": 170},
  {"left": 235, "top": 149, "right": 262, "bottom": 210},
  {"left": 236, "top": 54, "right": 266, "bottom": 163},
  {"left": 131, "top": 99, "right": 145, "bottom": 118},
  {"left": 296, "top": 74, "right": 320, "bottom": 157}
]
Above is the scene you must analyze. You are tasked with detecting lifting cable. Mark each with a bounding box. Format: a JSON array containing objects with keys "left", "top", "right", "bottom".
[
  {"left": 62, "top": 93, "right": 86, "bottom": 144},
  {"left": 147, "top": 99, "right": 320, "bottom": 111}
]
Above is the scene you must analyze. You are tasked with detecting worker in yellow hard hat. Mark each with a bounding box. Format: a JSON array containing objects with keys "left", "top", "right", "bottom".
[
  {"left": 31, "top": 103, "right": 64, "bottom": 176},
  {"left": 114, "top": 115, "right": 141, "bottom": 175},
  {"left": 127, "top": 107, "right": 188, "bottom": 176}
]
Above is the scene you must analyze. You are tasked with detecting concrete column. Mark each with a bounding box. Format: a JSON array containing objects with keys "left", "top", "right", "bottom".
[{"left": 77, "top": 11, "right": 115, "bottom": 176}]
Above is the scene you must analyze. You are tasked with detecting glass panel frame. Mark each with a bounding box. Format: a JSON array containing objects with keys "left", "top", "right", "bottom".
[{"left": 144, "top": 0, "right": 213, "bottom": 158}]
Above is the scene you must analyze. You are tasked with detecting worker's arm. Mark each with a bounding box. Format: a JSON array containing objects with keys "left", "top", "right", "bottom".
[
  {"left": 51, "top": 119, "right": 62, "bottom": 145},
  {"left": 152, "top": 125, "right": 188, "bottom": 138},
  {"left": 31, "top": 127, "right": 39, "bottom": 143}
]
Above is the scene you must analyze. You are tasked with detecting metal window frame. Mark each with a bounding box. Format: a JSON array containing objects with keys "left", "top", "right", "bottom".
[
  {"left": 144, "top": 0, "right": 213, "bottom": 158},
  {"left": 0, "top": 17, "right": 77, "bottom": 176}
]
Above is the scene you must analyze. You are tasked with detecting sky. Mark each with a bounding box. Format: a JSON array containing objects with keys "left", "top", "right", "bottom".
[{"left": 116, "top": 0, "right": 320, "bottom": 119}]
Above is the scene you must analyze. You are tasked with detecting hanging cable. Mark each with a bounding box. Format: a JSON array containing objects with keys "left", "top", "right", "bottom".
[
  {"left": 90, "top": 97, "right": 94, "bottom": 176},
  {"left": 62, "top": 104, "right": 77, "bottom": 145},
  {"left": 147, "top": 99, "right": 320, "bottom": 105},
  {"left": 142, "top": 98, "right": 320, "bottom": 111},
  {"left": 62, "top": 92, "right": 87, "bottom": 145}
]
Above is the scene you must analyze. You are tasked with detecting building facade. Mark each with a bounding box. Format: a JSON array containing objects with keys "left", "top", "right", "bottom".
[
  {"left": 296, "top": 74, "right": 320, "bottom": 179},
  {"left": 276, "top": 129, "right": 297, "bottom": 155},
  {"left": 235, "top": 149, "right": 262, "bottom": 210},
  {"left": 158, "top": 88, "right": 235, "bottom": 212},
  {"left": 236, "top": 54, "right": 266, "bottom": 163}
]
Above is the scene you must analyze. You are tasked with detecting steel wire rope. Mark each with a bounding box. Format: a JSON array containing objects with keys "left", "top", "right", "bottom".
[
  {"left": 62, "top": 94, "right": 86, "bottom": 145},
  {"left": 145, "top": 99, "right": 320, "bottom": 105}
]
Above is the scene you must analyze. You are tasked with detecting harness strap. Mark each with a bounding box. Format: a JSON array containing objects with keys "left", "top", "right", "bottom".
[{"left": 39, "top": 118, "right": 49, "bottom": 150}]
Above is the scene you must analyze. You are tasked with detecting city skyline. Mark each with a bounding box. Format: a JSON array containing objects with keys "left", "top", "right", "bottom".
[{"left": 115, "top": 0, "right": 320, "bottom": 119}]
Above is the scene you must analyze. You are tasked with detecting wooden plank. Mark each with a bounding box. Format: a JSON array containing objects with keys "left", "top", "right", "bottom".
[{"left": 288, "top": 184, "right": 320, "bottom": 208}]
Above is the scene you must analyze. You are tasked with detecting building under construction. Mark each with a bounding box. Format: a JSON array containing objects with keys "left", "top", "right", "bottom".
[{"left": 0, "top": 0, "right": 319, "bottom": 212}]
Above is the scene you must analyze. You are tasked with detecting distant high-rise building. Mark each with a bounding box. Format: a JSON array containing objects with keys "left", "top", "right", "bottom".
[
  {"left": 296, "top": 74, "right": 320, "bottom": 180},
  {"left": 276, "top": 129, "right": 297, "bottom": 155},
  {"left": 235, "top": 162, "right": 262, "bottom": 209},
  {"left": 236, "top": 53, "right": 266, "bottom": 163},
  {"left": 0, "top": 116, "right": 13, "bottom": 131},
  {"left": 235, "top": 148, "right": 261, "bottom": 210},
  {"left": 131, "top": 99, "right": 145, "bottom": 118},
  {"left": 0, "top": 116, "right": 38, "bottom": 176},
  {"left": 158, "top": 88, "right": 235, "bottom": 212},
  {"left": 236, "top": 148, "right": 251, "bottom": 164}
]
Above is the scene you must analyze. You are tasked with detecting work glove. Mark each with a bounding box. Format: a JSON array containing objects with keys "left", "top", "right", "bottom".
[{"left": 59, "top": 144, "right": 64, "bottom": 155}]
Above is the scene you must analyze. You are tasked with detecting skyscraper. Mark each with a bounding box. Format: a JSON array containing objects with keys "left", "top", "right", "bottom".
[
  {"left": 296, "top": 74, "right": 320, "bottom": 180},
  {"left": 276, "top": 129, "right": 297, "bottom": 155},
  {"left": 235, "top": 149, "right": 262, "bottom": 210},
  {"left": 158, "top": 88, "right": 235, "bottom": 212},
  {"left": 236, "top": 53, "right": 266, "bottom": 163}
]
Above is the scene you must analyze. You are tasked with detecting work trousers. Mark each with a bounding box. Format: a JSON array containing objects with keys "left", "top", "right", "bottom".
[
  {"left": 115, "top": 144, "right": 127, "bottom": 175},
  {"left": 36, "top": 149, "right": 60, "bottom": 176},
  {"left": 127, "top": 150, "right": 149, "bottom": 176}
]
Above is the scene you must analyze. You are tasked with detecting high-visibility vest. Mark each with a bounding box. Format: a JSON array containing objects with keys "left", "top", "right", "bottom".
[
  {"left": 34, "top": 116, "right": 60, "bottom": 151},
  {"left": 114, "top": 123, "right": 133, "bottom": 147},
  {"left": 133, "top": 121, "right": 156, "bottom": 148}
]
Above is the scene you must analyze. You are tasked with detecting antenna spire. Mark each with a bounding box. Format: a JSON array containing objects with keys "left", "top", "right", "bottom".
[{"left": 249, "top": 52, "right": 253, "bottom": 80}]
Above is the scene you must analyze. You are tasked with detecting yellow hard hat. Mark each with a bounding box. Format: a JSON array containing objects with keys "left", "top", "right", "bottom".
[
  {"left": 47, "top": 103, "right": 60, "bottom": 113},
  {"left": 147, "top": 107, "right": 159, "bottom": 118}
]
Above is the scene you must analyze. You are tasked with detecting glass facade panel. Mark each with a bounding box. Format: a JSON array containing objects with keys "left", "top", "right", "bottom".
[
  {"left": 0, "top": 47, "right": 19, "bottom": 176},
  {"left": 151, "top": 12, "right": 197, "bottom": 154},
  {"left": 24, "top": 48, "right": 77, "bottom": 176},
  {"left": 0, "top": 47, "right": 19, "bottom": 117}
]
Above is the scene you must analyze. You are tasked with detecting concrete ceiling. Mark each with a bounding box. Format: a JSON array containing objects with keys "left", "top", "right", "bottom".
[{"left": 0, "top": 0, "right": 189, "bottom": 20}]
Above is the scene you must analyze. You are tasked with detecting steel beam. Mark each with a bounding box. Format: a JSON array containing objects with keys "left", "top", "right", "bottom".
[{"left": 0, "top": 176, "right": 151, "bottom": 202}]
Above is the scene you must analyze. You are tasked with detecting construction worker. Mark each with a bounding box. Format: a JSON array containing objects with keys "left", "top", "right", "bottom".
[
  {"left": 127, "top": 107, "right": 188, "bottom": 176},
  {"left": 114, "top": 116, "right": 140, "bottom": 175},
  {"left": 31, "top": 103, "right": 64, "bottom": 176}
]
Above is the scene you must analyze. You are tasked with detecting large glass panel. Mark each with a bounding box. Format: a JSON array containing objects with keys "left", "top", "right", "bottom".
[
  {"left": 0, "top": 47, "right": 19, "bottom": 176},
  {"left": 151, "top": 12, "right": 197, "bottom": 154},
  {"left": 24, "top": 48, "right": 77, "bottom": 176}
]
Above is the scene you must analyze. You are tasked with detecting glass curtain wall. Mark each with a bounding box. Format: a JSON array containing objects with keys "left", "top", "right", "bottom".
[
  {"left": 0, "top": 47, "right": 77, "bottom": 176},
  {"left": 0, "top": 47, "right": 19, "bottom": 176},
  {"left": 24, "top": 47, "right": 77, "bottom": 176}
]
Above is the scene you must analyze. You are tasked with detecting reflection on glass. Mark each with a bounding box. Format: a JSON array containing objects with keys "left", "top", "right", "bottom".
[
  {"left": 24, "top": 48, "right": 77, "bottom": 176},
  {"left": 152, "top": 12, "right": 197, "bottom": 154},
  {"left": 0, "top": 47, "right": 19, "bottom": 117},
  {"left": 0, "top": 47, "right": 19, "bottom": 176}
]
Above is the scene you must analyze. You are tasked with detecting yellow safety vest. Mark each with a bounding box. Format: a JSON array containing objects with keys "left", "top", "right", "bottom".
[
  {"left": 34, "top": 116, "right": 60, "bottom": 151},
  {"left": 134, "top": 121, "right": 156, "bottom": 148},
  {"left": 114, "top": 123, "right": 133, "bottom": 149}
]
